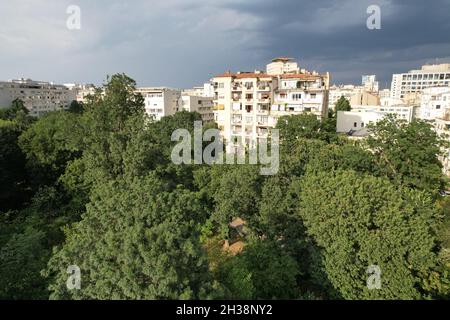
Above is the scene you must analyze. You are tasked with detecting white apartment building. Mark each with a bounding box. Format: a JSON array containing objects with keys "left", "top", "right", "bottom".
[
  {"left": 0, "top": 78, "right": 76, "bottom": 117},
  {"left": 212, "top": 58, "right": 330, "bottom": 146},
  {"left": 182, "top": 83, "right": 215, "bottom": 98},
  {"left": 419, "top": 86, "right": 450, "bottom": 120},
  {"left": 391, "top": 63, "right": 450, "bottom": 101},
  {"left": 179, "top": 94, "right": 214, "bottom": 122},
  {"left": 272, "top": 73, "right": 330, "bottom": 118},
  {"left": 212, "top": 71, "right": 275, "bottom": 146},
  {"left": 434, "top": 117, "right": 450, "bottom": 177},
  {"left": 337, "top": 105, "right": 416, "bottom": 137},
  {"left": 266, "top": 57, "right": 300, "bottom": 75},
  {"left": 135, "top": 87, "right": 181, "bottom": 121}
]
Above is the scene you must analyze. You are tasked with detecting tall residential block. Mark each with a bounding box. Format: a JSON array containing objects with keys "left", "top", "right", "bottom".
[
  {"left": 391, "top": 63, "right": 450, "bottom": 101},
  {"left": 135, "top": 87, "right": 181, "bottom": 121},
  {"left": 211, "top": 58, "right": 330, "bottom": 146}
]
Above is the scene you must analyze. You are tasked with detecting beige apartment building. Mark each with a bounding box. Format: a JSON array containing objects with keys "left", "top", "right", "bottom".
[
  {"left": 179, "top": 93, "right": 214, "bottom": 122},
  {"left": 211, "top": 58, "right": 330, "bottom": 146},
  {"left": 0, "top": 78, "right": 76, "bottom": 117}
]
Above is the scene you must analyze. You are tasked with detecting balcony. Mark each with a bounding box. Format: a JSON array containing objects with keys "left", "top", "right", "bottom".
[{"left": 232, "top": 116, "right": 242, "bottom": 124}]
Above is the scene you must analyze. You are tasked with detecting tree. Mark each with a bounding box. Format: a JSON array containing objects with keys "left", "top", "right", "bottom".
[
  {"left": 216, "top": 240, "right": 300, "bottom": 299},
  {"left": 18, "top": 111, "right": 83, "bottom": 187},
  {"left": 276, "top": 113, "right": 336, "bottom": 147},
  {"left": 334, "top": 96, "right": 351, "bottom": 112},
  {"left": 298, "top": 169, "right": 445, "bottom": 299},
  {"left": 0, "top": 99, "right": 29, "bottom": 121},
  {"left": 208, "top": 165, "right": 263, "bottom": 238},
  {"left": 44, "top": 173, "right": 215, "bottom": 299},
  {"left": 68, "top": 100, "right": 84, "bottom": 114},
  {"left": 0, "top": 120, "right": 29, "bottom": 210},
  {"left": 366, "top": 115, "right": 446, "bottom": 196}
]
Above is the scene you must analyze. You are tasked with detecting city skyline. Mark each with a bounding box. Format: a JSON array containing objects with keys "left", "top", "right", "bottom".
[{"left": 1, "top": 0, "right": 450, "bottom": 88}]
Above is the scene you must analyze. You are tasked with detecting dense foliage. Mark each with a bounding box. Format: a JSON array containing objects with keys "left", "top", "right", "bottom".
[{"left": 1, "top": 74, "right": 449, "bottom": 300}]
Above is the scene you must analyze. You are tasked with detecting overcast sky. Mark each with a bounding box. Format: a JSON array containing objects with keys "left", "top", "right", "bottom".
[{"left": 0, "top": 0, "right": 449, "bottom": 88}]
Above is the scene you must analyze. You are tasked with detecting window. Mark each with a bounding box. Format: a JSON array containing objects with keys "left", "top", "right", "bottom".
[
  {"left": 436, "top": 105, "right": 441, "bottom": 110},
  {"left": 361, "top": 122, "right": 365, "bottom": 128},
  {"left": 218, "top": 83, "right": 224, "bottom": 89},
  {"left": 292, "top": 93, "right": 302, "bottom": 101},
  {"left": 354, "top": 122, "right": 357, "bottom": 128},
  {"left": 310, "top": 93, "right": 317, "bottom": 99}
]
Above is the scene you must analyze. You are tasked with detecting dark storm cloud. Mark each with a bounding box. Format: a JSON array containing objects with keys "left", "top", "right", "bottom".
[{"left": 0, "top": 0, "right": 449, "bottom": 87}]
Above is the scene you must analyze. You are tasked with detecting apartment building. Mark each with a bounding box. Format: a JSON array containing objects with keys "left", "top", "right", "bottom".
[
  {"left": 179, "top": 93, "right": 214, "bottom": 122},
  {"left": 391, "top": 63, "right": 450, "bottom": 101},
  {"left": 0, "top": 78, "right": 76, "bottom": 117},
  {"left": 419, "top": 86, "right": 450, "bottom": 120},
  {"left": 266, "top": 57, "right": 300, "bottom": 75},
  {"left": 337, "top": 105, "right": 416, "bottom": 137},
  {"left": 272, "top": 73, "right": 330, "bottom": 118},
  {"left": 212, "top": 71, "right": 275, "bottom": 146},
  {"left": 328, "top": 85, "right": 364, "bottom": 110},
  {"left": 434, "top": 116, "right": 450, "bottom": 177},
  {"left": 135, "top": 87, "right": 180, "bottom": 121},
  {"left": 211, "top": 58, "right": 330, "bottom": 146}
]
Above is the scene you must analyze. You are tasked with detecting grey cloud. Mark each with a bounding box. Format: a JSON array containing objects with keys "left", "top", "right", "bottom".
[{"left": 0, "top": 0, "right": 449, "bottom": 88}]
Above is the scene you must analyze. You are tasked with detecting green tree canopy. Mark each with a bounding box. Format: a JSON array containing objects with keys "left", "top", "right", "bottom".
[{"left": 298, "top": 169, "right": 446, "bottom": 299}]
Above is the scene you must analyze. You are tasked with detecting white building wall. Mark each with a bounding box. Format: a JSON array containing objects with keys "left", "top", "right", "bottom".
[
  {"left": 419, "top": 86, "right": 450, "bottom": 120},
  {"left": 136, "top": 87, "right": 181, "bottom": 121},
  {"left": 336, "top": 110, "right": 383, "bottom": 134},
  {"left": 391, "top": 64, "right": 450, "bottom": 100}
]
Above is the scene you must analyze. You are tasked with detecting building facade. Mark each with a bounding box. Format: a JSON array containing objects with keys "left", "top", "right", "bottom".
[
  {"left": 179, "top": 93, "right": 214, "bottom": 122},
  {"left": 419, "top": 86, "right": 450, "bottom": 120},
  {"left": 135, "top": 87, "right": 181, "bottom": 121},
  {"left": 266, "top": 57, "right": 300, "bottom": 75},
  {"left": 0, "top": 78, "right": 76, "bottom": 117},
  {"left": 212, "top": 58, "right": 330, "bottom": 146},
  {"left": 391, "top": 63, "right": 450, "bottom": 101},
  {"left": 337, "top": 105, "right": 416, "bottom": 137}
]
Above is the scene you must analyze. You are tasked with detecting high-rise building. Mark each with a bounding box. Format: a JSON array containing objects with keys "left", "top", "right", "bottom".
[
  {"left": 391, "top": 63, "right": 450, "bottom": 101},
  {"left": 0, "top": 78, "right": 76, "bottom": 117},
  {"left": 211, "top": 58, "right": 330, "bottom": 146},
  {"left": 135, "top": 87, "right": 181, "bottom": 121}
]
